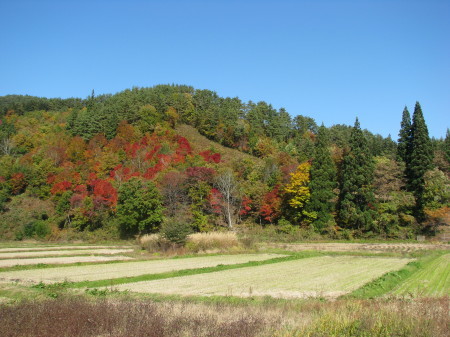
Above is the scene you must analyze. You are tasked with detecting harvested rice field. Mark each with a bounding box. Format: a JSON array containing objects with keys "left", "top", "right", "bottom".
[
  {"left": 390, "top": 253, "right": 450, "bottom": 297},
  {"left": 114, "top": 255, "right": 412, "bottom": 299},
  {"left": 0, "top": 255, "right": 133, "bottom": 268},
  {"left": 0, "top": 253, "right": 284, "bottom": 284},
  {"left": 271, "top": 242, "right": 450, "bottom": 253},
  {"left": 0, "top": 248, "right": 134, "bottom": 259},
  {"left": 0, "top": 245, "right": 129, "bottom": 252}
]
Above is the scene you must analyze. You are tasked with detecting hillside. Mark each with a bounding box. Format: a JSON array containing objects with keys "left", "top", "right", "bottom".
[
  {"left": 0, "top": 85, "right": 449, "bottom": 241},
  {"left": 175, "top": 124, "right": 262, "bottom": 166}
]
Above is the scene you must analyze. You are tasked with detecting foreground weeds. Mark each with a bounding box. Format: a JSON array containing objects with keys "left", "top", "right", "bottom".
[
  {"left": 0, "top": 296, "right": 273, "bottom": 337},
  {"left": 0, "top": 296, "right": 448, "bottom": 337}
]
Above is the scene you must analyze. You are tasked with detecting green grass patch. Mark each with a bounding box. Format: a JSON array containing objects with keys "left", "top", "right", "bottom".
[
  {"left": 347, "top": 250, "right": 447, "bottom": 299},
  {"left": 390, "top": 252, "right": 450, "bottom": 297}
]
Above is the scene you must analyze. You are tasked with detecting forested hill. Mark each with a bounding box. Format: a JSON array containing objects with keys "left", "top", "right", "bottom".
[
  {"left": 0, "top": 86, "right": 398, "bottom": 159},
  {"left": 0, "top": 85, "right": 449, "bottom": 241}
]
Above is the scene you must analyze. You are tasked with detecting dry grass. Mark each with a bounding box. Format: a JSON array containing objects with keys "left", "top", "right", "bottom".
[
  {"left": 139, "top": 232, "right": 242, "bottom": 254},
  {"left": 0, "top": 255, "right": 133, "bottom": 268},
  {"left": 175, "top": 124, "right": 262, "bottom": 165},
  {"left": 0, "top": 297, "right": 272, "bottom": 337},
  {"left": 270, "top": 242, "right": 450, "bottom": 253},
  {"left": 186, "top": 232, "right": 240, "bottom": 252},
  {"left": 0, "top": 245, "right": 129, "bottom": 253},
  {"left": 0, "top": 296, "right": 448, "bottom": 337},
  {"left": 115, "top": 256, "right": 412, "bottom": 299},
  {"left": 0, "top": 253, "right": 284, "bottom": 284},
  {"left": 0, "top": 248, "right": 134, "bottom": 259}
]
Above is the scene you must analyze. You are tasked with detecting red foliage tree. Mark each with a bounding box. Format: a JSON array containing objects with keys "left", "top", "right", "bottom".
[
  {"left": 92, "top": 179, "right": 117, "bottom": 207},
  {"left": 259, "top": 185, "right": 282, "bottom": 223},
  {"left": 10, "top": 173, "right": 27, "bottom": 195},
  {"left": 50, "top": 181, "right": 72, "bottom": 195},
  {"left": 199, "top": 150, "right": 221, "bottom": 163},
  {"left": 186, "top": 166, "right": 216, "bottom": 183},
  {"left": 208, "top": 188, "right": 223, "bottom": 214},
  {"left": 175, "top": 136, "right": 192, "bottom": 156},
  {"left": 239, "top": 196, "right": 253, "bottom": 216}
]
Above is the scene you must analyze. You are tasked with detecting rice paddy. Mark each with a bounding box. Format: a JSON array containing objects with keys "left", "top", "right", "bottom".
[
  {"left": 0, "top": 255, "right": 133, "bottom": 268},
  {"left": 0, "top": 253, "right": 285, "bottom": 284},
  {"left": 0, "top": 248, "right": 134, "bottom": 259},
  {"left": 114, "top": 255, "right": 412, "bottom": 299}
]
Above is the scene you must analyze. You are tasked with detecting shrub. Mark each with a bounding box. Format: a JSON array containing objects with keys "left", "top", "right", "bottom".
[
  {"left": 160, "top": 218, "right": 193, "bottom": 245},
  {"left": 19, "top": 220, "right": 51, "bottom": 239}
]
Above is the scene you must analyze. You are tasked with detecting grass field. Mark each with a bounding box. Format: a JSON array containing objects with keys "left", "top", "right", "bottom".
[
  {"left": 0, "top": 242, "right": 448, "bottom": 337},
  {"left": 114, "top": 255, "right": 412, "bottom": 299},
  {"left": 0, "top": 253, "right": 284, "bottom": 284},
  {"left": 390, "top": 253, "right": 450, "bottom": 297}
]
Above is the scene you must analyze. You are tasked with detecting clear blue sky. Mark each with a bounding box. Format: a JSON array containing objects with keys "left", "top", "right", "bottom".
[{"left": 1, "top": 0, "right": 449, "bottom": 139}]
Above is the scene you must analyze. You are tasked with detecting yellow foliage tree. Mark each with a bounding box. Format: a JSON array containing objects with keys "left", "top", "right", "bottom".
[{"left": 284, "top": 162, "right": 315, "bottom": 223}]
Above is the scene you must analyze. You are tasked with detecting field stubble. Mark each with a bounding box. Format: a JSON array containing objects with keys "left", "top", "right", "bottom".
[
  {"left": 0, "top": 253, "right": 284, "bottom": 284},
  {"left": 115, "top": 255, "right": 412, "bottom": 299}
]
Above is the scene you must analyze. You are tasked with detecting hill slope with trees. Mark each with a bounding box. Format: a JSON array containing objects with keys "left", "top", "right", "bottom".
[{"left": 0, "top": 85, "right": 448, "bottom": 241}]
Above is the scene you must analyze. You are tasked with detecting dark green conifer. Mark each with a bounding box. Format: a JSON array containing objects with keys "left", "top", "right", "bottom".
[
  {"left": 306, "top": 125, "right": 337, "bottom": 232},
  {"left": 337, "top": 118, "right": 376, "bottom": 231},
  {"left": 407, "top": 102, "right": 433, "bottom": 218},
  {"left": 397, "top": 106, "right": 411, "bottom": 163},
  {"left": 445, "top": 128, "right": 450, "bottom": 164}
]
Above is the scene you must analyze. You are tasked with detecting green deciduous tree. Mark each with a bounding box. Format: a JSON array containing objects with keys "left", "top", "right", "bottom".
[
  {"left": 337, "top": 118, "right": 376, "bottom": 231},
  {"left": 116, "top": 177, "right": 164, "bottom": 236}
]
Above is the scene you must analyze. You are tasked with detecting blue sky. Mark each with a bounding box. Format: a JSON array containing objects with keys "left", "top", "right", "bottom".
[{"left": 1, "top": 0, "right": 449, "bottom": 139}]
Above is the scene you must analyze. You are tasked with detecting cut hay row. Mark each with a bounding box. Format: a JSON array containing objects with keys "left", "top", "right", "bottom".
[
  {"left": 0, "top": 248, "right": 134, "bottom": 259},
  {"left": 115, "top": 256, "right": 412, "bottom": 299},
  {"left": 0, "top": 245, "right": 129, "bottom": 253},
  {"left": 272, "top": 242, "right": 450, "bottom": 253},
  {"left": 0, "top": 255, "right": 133, "bottom": 268},
  {"left": 0, "top": 253, "right": 284, "bottom": 284},
  {"left": 390, "top": 253, "right": 450, "bottom": 297}
]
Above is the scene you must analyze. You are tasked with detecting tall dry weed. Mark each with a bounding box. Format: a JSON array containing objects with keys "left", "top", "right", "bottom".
[{"left": 186, "top": 232, "right": 240, "bottom": 252}]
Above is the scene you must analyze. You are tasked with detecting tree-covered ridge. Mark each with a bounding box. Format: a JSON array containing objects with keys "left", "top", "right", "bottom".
[
  {"left": 0, "top": 85, "right": 448, "bottom": 240},
  {"left": 0, "top": 85, "right": 397, "bottom": 158}
]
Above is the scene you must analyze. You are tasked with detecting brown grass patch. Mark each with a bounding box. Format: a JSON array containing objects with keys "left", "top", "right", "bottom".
[
  {"left": 186, "top": 232, "right": 240, "bottom": 252},
  {"left": 0, "top": 296, "right": 448, "bottom": 337}
]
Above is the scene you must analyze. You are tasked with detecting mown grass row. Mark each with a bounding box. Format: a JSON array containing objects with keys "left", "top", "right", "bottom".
[{"left": 346, "top": 250, "right": 448, "bottom": 298}]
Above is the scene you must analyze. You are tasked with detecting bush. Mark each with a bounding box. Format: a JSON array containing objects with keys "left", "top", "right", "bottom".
[
  {"left": 160, "top": 218, "right": 193, "bottom": 245},
  {"left": 18, "top": 220, "right": 51, "bottom": 240}
]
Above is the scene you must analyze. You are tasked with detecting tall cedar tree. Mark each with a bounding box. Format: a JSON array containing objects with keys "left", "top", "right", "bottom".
[
  {"left": 306, "top": 125, "right": 337, "bottom": 232},
  {"left": 337, "top": 118, "right": 376, "bottom": 231},
  {"left": 406, "top": 102, "right": 433, "bottom": 219},
  {"left": 397, "top": 106, "right": 411, "bottom": 163},
  {"left": 445, "top": 129, "right": 450, "bottom": 164}
]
